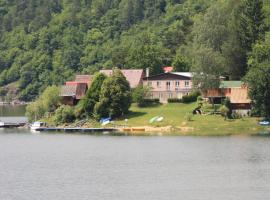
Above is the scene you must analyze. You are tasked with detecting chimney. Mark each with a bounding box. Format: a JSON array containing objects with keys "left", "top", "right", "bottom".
[{"left": 146, "top": 68, "right": 150, "bottom": 77}]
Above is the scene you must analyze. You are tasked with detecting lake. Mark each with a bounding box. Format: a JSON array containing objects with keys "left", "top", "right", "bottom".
[{"left": 1, "top": 106, "right": 270, "bottom": 200}]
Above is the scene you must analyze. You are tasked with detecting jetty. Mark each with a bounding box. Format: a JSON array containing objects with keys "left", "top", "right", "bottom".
[
  {"left": 0, "top": 117, "right": 28, "bottom": 128},
  {"left": 35, "top": 127, "right": 117, "bottom": 133}
]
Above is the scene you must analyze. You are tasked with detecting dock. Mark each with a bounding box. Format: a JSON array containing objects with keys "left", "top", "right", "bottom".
[
  {"left": 35, "top": 127, "right": 117, "bottom": 133},
  {"left": 0, "top": 117, "right": 28, "bottom": 128}
]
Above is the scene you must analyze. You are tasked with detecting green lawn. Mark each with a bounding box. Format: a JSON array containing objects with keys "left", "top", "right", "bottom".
[{"left": 114, "top": 103, "right": 266, "bottom": 135}]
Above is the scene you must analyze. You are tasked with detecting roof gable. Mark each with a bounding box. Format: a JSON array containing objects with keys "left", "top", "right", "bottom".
[
  {"left": 100, "top": 69, "right": 145, "bottom": 88},
  {"left": 143, "top": 72, "right": 192, "bottom": 81}
]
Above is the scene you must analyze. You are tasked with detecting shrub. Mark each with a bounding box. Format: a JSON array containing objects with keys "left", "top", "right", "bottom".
[
  {"left": 182, "top": 91, "right": 201, "bottom": 103},
  {"left": 25, "top": 86, "right": 60, "bottom": 121},
  {"left": 168, "top": 98, "right": 182, "bottom": 103},
  {"left": 185, "top": 113, "right": 193, "bottom": 121},
  {"left": 0, "top": 88, "right": 7, "bottom": 96},
  {"left": 132, "top": 85, "right": 150, "bottom": 107},
  {"left": 139, "top": 98, "right": 160, "bottom": 107},
  {"left": 197, "top": 95, "right": 203, "bottom": 106},
  {"left": 219, "top": 105, "right": 229, "bottom": 120},
  {"left": 54, "top": 105, "right": 75, "bottom": 124},
  {"left": 222, "top": 97, "right": 232, "bottom": 118}
]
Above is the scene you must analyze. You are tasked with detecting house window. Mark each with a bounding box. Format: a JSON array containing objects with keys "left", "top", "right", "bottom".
[
  {"left": 169, "top": 93, "right": 173, "bottom": 98},
  {"left": 175, "top": 81, "right": 180, "bottom": 87},
  {"left": 157, "top": 81, "right": 161, "bottom": 87},
  {"left": 148, "top": 81, "right": 152, "bottom": 86},
  {"left": 185, "top": 81, "right": 190, "bottom": 87},
  {"left": 166, "top": 82, "right": 171, "bottom": 90},
  {"left": 159, "top": 93, "right": 163, "bottom": 98}
]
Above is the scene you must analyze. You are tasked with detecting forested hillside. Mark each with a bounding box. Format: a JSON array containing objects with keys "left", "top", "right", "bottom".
[{"left": 0, "top": 0, "right": 269, "bottom": 101}]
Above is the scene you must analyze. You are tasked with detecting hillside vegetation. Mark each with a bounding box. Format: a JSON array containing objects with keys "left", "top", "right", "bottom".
[{"left": 0, "top": 0, "right": 269, "bottom": 103}]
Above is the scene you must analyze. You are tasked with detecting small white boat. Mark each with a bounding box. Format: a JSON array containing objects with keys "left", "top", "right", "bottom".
[
  {"left": 156, "top": 117, "right": 164, "bottom": 122},
  {"left": 0, "top": 122, "right": 4, "bottom": 128},
  {"left": 259, "top": 121, "right": 270, "bottom": 126},
  {"left": 30, "top": 122, "right": 47, "bottom": 131}
]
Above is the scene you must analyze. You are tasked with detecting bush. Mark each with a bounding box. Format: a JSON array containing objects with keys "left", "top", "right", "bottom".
[
  {"left": 25, "top": 86, "right": 60, "bottom": 121},
  {"left": 168, "top": 98, "right": 182, "bottom": 103},
  {"left": 132, "top": 85, "right": 150, "bottom": 107},
  {"left": 182, "top": 91, "right": 201, "bottom": 103},
  {"left": 139, "top": 98, "right": 160, "bottom": 107},
  {"left": 0, "top": 88, "right": 7, "bottom": 96},
  {"left": 219, "top": 105, "right": 229, "bottom": 120},
  {"left": 185, "top": 113, "right": 193, "bottom": 121},
  {"left": 222, "top": 97, "right": 232, "bottom": 118},
  {"left": 54, "top": 105, "right": 75, "bottom": 124}
]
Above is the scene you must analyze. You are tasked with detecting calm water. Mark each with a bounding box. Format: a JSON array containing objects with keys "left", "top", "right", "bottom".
[
  {"left": 0, "top": 105, "right": 26, "bottom": 116},
  {"left": 0, "top": 131, "right": 270, "bottom": 200},
  {"left": 1, "top": 106, "right": 270, "bottom": 200}
]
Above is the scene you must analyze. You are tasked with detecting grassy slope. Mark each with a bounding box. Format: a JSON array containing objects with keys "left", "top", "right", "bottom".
[{"left": 114, "top": 103, "right": 265, "bottom": 135}]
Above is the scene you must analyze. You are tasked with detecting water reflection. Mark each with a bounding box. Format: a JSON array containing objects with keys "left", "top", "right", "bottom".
[{"left": 0, "top": 105, "right": 26, "bottom": 116}]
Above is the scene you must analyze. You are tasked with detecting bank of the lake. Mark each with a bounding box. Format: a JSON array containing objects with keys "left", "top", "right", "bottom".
[{"left": 41, "top": 103, "right": 268, "bottom": 136}]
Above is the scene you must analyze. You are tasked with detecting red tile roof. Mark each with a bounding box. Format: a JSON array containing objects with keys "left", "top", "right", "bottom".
[{"left": 163, "top": 66, "right": 174, "bottom": 73}]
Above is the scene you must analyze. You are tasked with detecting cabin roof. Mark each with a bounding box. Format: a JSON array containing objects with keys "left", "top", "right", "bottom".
[
  {"left": 60, "top": 85, "right": 77, "bottom": 97},
  {"left": 230, "top": 88, "right": 251, "bottom": 104},
  {"left": 100, "top": 69, "right": 145, "bottom": 88},
  {"left": 75, "top": 75, "right": 92, "bottom": 83},
  {"left": 220, "top": 81, "right": 243, "bottom": 88}
]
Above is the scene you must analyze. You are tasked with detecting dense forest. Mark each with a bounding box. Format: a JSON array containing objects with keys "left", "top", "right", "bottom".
[{"left": 0, "top": 0, "right": 269, "bottom": 102}]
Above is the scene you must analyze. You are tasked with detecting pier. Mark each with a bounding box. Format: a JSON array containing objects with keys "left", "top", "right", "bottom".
[{"left": 0, "top": 117, "right": 28, "bottom": 128}]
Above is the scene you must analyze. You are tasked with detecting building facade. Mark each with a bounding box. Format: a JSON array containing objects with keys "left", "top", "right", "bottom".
[
  {"left": 143, "top": 72, "right": 193, "bottom": 103},
  {"left": 60, "top": 75, "right": 92, "bottom": 106},
  {"left": 204, "top": 81, "right": 251, "bottom": 115}
]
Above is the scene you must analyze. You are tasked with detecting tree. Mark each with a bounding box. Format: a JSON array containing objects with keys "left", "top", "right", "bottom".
[
  {"left": 245, "top": 33, "right": 270, "bottom": 118},
  {"left": 192, "top": 46, "right": 226, "bottom": 92},
  {"left": 54, "top": 105, "right": 75, "bottom": 125},
  {"left": 132, "top": 85, "right": 150, "bottom": 107},
  {"left": 125, "top": 31, "right": 170, "bottom": 74},
  {"left": 25, "top": 85, "right": 60, "bottom": 121},
  {"left": 172, "top": 54, "right": 190, "bottom": 72},
  {"left": 94, "top": 69, "right": 132, "bottom": 119},
  {"left": 240, "top": 0, "right": 265, "bottom": 52},
  {"left": 75, "top": 72, "right": 107, "bottom": 117}
]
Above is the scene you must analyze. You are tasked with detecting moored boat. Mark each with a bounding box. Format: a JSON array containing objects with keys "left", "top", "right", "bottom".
[{"left": 30, "top": 122, "right": 47, "bottom": 131}]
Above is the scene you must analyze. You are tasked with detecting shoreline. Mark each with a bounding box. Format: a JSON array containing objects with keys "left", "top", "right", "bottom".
[
  {"left": 0, "top": 101, "right": 29, "bottom": 106},
  {"left": 115, "top": 125, "right": 270, "bottom": 136}
]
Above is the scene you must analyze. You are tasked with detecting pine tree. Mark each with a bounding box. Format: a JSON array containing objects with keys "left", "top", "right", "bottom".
[{"left": 240, "top": 0, "right": 265, "bottom": 51}]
